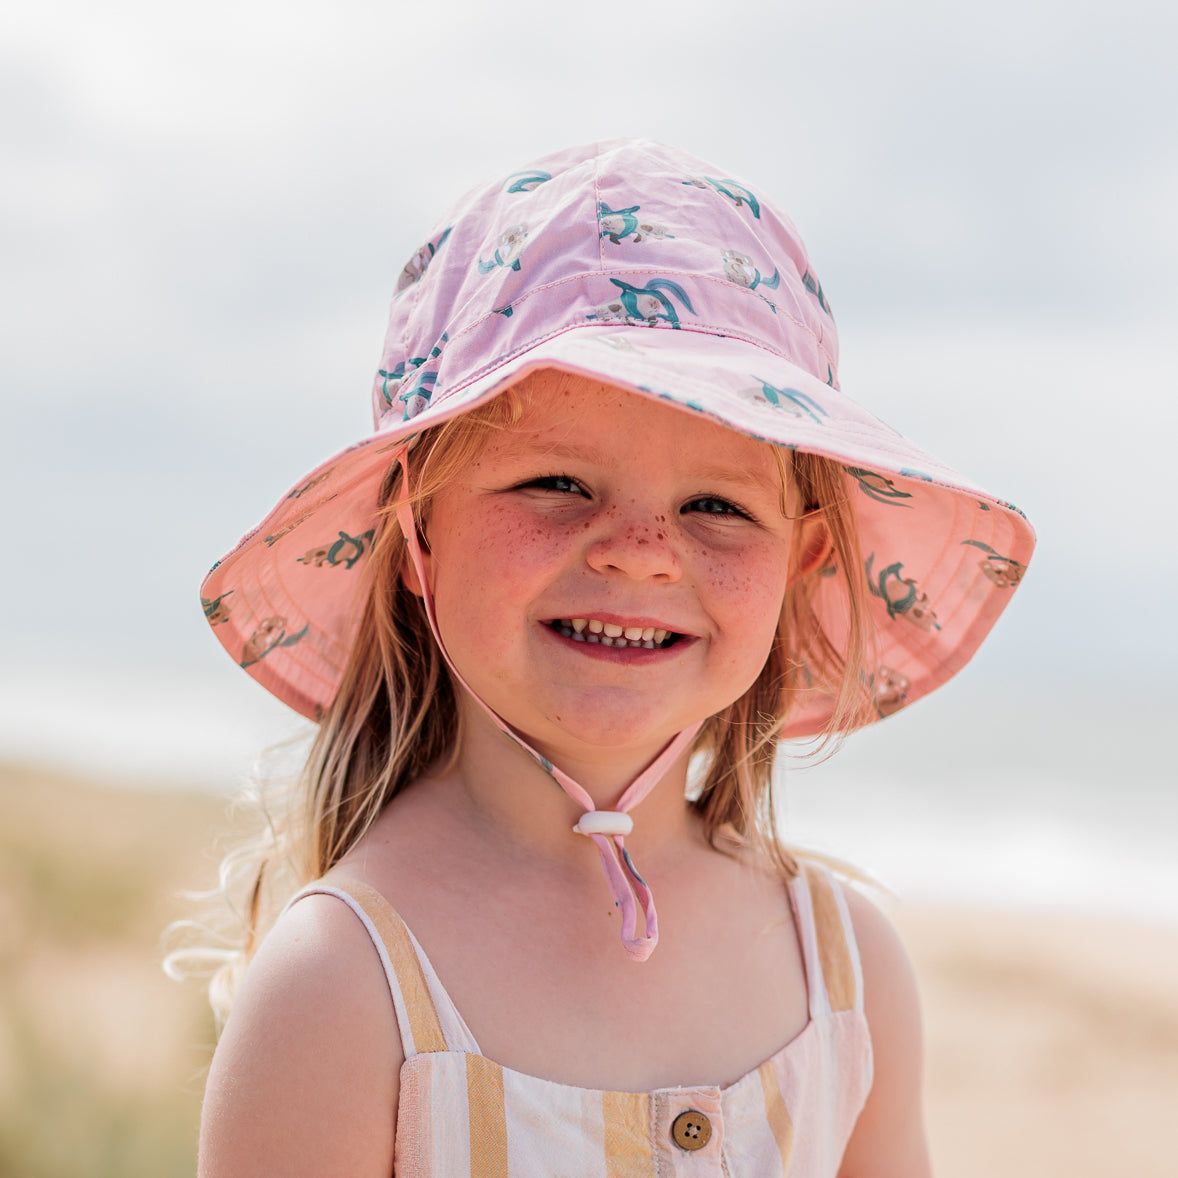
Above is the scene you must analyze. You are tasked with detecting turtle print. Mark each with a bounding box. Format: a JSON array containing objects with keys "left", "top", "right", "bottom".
[
  {"left": 802, "top": 269, "right": 832, "bottom": 316},
  {"left": 504, "top": 170, "right": 551, "bottom": 193},
  {"left": 397, "top": 369, "right": 439, "bottom": 421},
  {"left": 296, "top": 529, "right": 376, "bottom": 570},
  {"left": 846, "top": 467, "right": 914, "bottom": 508},
  {"left": 865, "top": 555, "right": 941, "bottom": 631},
  {"left": 379, "top": 335, "right": 448, "bottom": 420}
]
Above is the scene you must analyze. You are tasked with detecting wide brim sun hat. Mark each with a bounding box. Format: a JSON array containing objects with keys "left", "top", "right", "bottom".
[{"left": 202, "top": 138, "right": 1035, "bottom": 737}]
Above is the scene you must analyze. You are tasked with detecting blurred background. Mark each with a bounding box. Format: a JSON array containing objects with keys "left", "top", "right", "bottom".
[{"left": 2, "top": 1, "right": 1175, "bottom": 1175}]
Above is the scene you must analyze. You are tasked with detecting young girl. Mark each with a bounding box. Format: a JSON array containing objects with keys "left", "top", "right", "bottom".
[{"left": 194, "top": 139, "right": 1034, "bottom": 1176}]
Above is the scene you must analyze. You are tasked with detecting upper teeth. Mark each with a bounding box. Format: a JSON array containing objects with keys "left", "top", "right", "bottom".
[{"left": 555, "top": 619, "right": 672, "bottom": 647}]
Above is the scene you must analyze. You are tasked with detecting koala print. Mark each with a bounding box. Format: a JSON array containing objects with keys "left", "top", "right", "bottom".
[
  {"left": 873, "top": 666, "right": 910, "bottom": 717},
  {"left": 599, "top": 202, "right": 674, "bottom": 245},
  {"left": 477, "top": 223, "right": 528, "bottom": 273},
  {"left": 297, "top": 530, "right": 376, "bottom": 570},
  {"left": 586, "top": 278, "right": 696, "bottom": 329},
  {"left": 395, "top": 227, "right": 451, "bottom": 294},
  {"left": 240, "top": 616, "right": 310, "bottom": 668},
  {"left": 905, "top": 591, "right": 940, "bottom": 632},
  {"left": 297, "top": 544, "right": 334, "bottom": 568},
  {"left": 681, "top": 175, "right": 762, "bottom": 218},
  {"left": 961, "top": 540, "right": 1024, "bottom": 588},
  {"left": 737, "top": 379, "right": 827, "bottom": 424},
  {"left": 721, "top": 250, "right": 780, "bottom": 292},
  {"left": 723, "top": 251, "right": 756, "bottom": 286},
  {"left": 980, "top": 558, "right": 1023, "bottom": 589},
  {"left": 201, "top": 592, "right": 233, "bottom": 625}
]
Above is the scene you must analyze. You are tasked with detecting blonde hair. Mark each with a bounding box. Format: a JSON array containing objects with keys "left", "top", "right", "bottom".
[{"left": 180, "top": 375, "right": 873, "bottom": 1025}]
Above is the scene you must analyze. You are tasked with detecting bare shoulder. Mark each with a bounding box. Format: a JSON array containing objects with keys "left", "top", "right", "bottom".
[
  {"left": 198, "top": 892, "right": 403, "bottom": 1178},
  {"left": 841, "top": 886, "right": 921, "bottom": 1012},
  {"left": 837, "top": 886, "right": 932, "bottom": 1178}
]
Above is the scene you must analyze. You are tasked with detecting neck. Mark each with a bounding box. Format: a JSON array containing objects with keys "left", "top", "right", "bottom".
[{"left": 438, "top": 691, "right": 697, "bottom": 864}]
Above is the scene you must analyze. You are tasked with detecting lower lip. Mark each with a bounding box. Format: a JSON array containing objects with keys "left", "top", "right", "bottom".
[{"left": 542, "top": 624, "right": 693, "bottom": 663}]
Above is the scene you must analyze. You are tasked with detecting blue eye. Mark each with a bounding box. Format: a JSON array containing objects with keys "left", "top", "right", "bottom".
[
  {"left": 524, "top": 474, "right": 585, "bottom": 495},
  {"left": 686, "top": 496, "right": 750, "bottom": 519}
]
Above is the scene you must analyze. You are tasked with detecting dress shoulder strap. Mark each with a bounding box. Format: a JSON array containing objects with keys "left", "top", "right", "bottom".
[
  {"left": 288, "top": 880, "right": 480, "bottom": 1058},
  {"left": 789, "top": 861, "right": 866, "bottom": 1020}
]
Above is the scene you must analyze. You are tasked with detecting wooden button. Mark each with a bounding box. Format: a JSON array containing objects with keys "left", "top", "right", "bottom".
[{"left": 671, "top": 1109, "right": 712, "bottom": 1151}]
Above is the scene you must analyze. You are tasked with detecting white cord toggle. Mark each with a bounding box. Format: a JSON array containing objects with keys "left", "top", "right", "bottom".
[{"left": 572, "top": 811, "right": 634, "bottom": 837}]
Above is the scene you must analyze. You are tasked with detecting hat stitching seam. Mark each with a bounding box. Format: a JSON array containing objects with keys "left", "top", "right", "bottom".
[
  {"left": 433, "top": 309, "right": 835, "bottom": 403},
  {"left": 432, "top": 268, "right": 835, "bottom": 376},
  {"left": 593, "top": 151, "right": 607, "bottom": 272},
  {"left": 435, "top": 320, "right": 799, "bottom": 409},
  {"left": 421, "top": 325, "right": 895, "bottom": 452},
  {"left": 447, "top": 349, "right": 975, "bottom": 496},
  {"left": 408, "top": 332, "right": 953, "bottom": 474}
]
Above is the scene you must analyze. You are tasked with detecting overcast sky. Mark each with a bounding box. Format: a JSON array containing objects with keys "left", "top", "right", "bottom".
[{"left": 3, "top": 0, "right": 1175, "bottom": 782}]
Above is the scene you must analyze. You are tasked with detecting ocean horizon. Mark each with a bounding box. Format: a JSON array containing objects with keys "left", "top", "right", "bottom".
[{"left": 3, "top": 660, "right": 1173, "bottom": 928}]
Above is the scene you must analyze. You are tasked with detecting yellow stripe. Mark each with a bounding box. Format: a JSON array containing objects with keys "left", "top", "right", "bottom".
[
  {"left": 805, "top": 867, "right": 857, "bottom": 1012},
  {"left": 333, "top": 880, "right": 448, "bottom": 1053},
  {"left": 603, "top": 1090, "right": 656, "bottom": 1178},
  {"left": 759, "top": 1060, "right": 796, "bottom": 1172},
  {"left": 466, "top": 1053, "right": 509, "bottom": 1178}
]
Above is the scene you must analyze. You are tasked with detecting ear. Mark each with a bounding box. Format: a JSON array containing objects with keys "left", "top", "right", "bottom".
[{"left": 788, "top": 514, "right": 834, "bottom": 584}]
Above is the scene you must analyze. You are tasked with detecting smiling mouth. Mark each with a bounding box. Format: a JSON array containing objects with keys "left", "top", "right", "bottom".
[{"left": 548, "top": 618, "right": 682, "bottom": 649}]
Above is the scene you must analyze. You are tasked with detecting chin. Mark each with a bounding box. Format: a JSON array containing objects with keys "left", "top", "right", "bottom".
[{"left": 526, "top": 706, "right": 699, "bottom": 763}]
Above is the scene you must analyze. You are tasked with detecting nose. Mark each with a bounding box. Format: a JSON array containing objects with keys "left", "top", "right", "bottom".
[{"left": 584, "top": 509, "right": 683, "bottom": 582}]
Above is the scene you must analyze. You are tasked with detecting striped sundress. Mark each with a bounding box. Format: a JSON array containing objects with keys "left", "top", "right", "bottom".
[{"left": 296, "top": 863, "right": 872, "bottom": 1176}]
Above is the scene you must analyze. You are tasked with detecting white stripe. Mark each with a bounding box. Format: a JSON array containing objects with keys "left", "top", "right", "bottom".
[
  {"left": 287, "top": 884, "right": 421, "bottom": 1057},
  {"left": 503, "top": 1069, "right": 607, "bottom": 1177},
  {"left": 828, "top": 875, "right": 865, "bottom": 1013},
  {"left": 430, "top": 1054, "right": 474, "bottom": 1175},
  {"left": 790, "top": 870, "right": 832, "bottom": 1020},
  {"left": 404, "top": 924, "right": 481, "bottom": 1054}
]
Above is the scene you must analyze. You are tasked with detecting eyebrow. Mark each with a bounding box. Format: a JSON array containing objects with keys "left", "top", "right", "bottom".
[
  {"left": 689, "top": 463, "right": 779, "bottom": 494},
  {"left": 527, "top": 440, "right": 612, "bottom": 466}
]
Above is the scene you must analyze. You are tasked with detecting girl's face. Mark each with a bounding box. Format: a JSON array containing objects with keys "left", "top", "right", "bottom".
[{"left": 413, "top": 373, "right": 807, "bottom": 770}]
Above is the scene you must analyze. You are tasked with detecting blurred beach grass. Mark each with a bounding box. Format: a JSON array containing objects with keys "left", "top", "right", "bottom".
[
  {"left": 0, "top": 763, "right": 232, "bottom": 1178},
  {"left": 2, "top": 760, "right": 1176, "bottom": 1177}
]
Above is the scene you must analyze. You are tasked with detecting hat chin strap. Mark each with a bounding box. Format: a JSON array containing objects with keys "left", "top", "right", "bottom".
[{"left": 395, "top": 460, "right": 699, "bottom": 962}]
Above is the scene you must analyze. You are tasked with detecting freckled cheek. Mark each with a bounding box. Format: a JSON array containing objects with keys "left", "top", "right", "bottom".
[
  {"left": 438, "top": 509, "right": 575, "bottom": 618},
  {"left": 698, "top": 549, "right": 789, "bottom": 644},
  {"left": 695, "top": 544, "right": 787, "bottom": 596}
]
